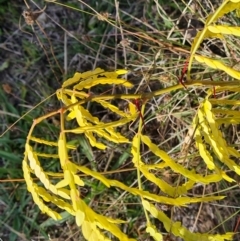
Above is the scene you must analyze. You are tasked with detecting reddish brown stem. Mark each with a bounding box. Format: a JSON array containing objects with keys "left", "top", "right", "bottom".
[
  {"left": 133, "top": 99, "right": 145, "bottom": 131},
  {"left": 178, "top": 60, "right": 189, "bottom": 89}
]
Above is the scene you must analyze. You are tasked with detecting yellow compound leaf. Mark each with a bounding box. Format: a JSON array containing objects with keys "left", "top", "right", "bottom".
[
  {"left": 140, "top": 135, "right": 222, "bottom": 183},
  {"left": 110, "top": 179, "right": 224, "bottom": 205},
  {"left": 210, "top": 99, "right": 240, "bottom": 106},
  {"left": 62, "top": 68, "right": 105, "bottom": 88},
  {"left": 62, "top": 68, "right": 130, "bottom": 90},
  {"left": 140, "top": 166, "right": 178, "bottom": 196},
  {"left": 74, "top": 77, "right": 133, "bottom": 90},
  {"left": 82, "top": 220, "right": 114, "bottom": 241},
  {"left": 51, "top": 196, "right": 75, "bottom": 215},
  {"left": 217, "top": 117, "right": 240, "bottom": 125},
  {"left": 143, "top": 200, "right": 234, "bottom": 241},
  {"left": 56, "top": 90, "right": 73, "bottom": 106},
  {"left": 36, "top": 185, "right": 69, "bottom": 203},
  {"left": 195, "top": 128, "right": 216, "bottom": 170},
  {"left": 140, "top": 165, "right": 194, "bottom": 197},
  {"left": 44, "top": 206, "right": 62, "bottom": 220},
  {"left": 228, "top": 146, "right": 240, "bottom": 158},
  {"left": 95, "top": 100, "right": 130, "bottom": 117},
  {"left": 93, "top": 207, "right": 136, "bottom": 241},
  {"left": 76, "top": 105, "right": 100, "bottom": 123},
  {"left": 208, "top": 25, "right": 240, "bottom": 36},
  {"left": 69, "top": 116, "right": 136, "bottom": 133},
  {"left": 212, "top": 108, "right": 240, "bottom": 118},
  {"left": 94, "top": 128, "right": 129, "bottom": 144},
  {"left": 30, "top": 136, "right": 76, "bottom": 149},
  {"left": 215, "top": 167, "right": 235, "bottom": 183},
  {"left": 146, "top": 223, "right": 163, "bottom": 241},
  {"left": 77, "top": 164, "right": 220, "bottom": 206},
  {"left": 85, "top": 131, "right": 106, "bottom": 149},
  {"left": 35, "top": 186, "right": 72, "bottom": 213},
  {"left": 30, "top": 184, "right": 61, "bottom": 220},
  {"left": 26, "top": 144, "right": 52, "bottom": 189},
  {"left": 77, "top": 165, "right": 111, "bottom": 188},
  {"left": 195, "top": 55, "right": 240, "bottom": 80},
  {"left": 72, "top": 96, "right": 86, "bottom": 125},
  {"left": 35, "top": 186, "right": 52, "bottom": 202},
  {"left": 22, "top": 158, "right": 33, "bottom": 193},
  {"left": 198, "top": 101, "right": 240, "bottom": 175},
  {"left": 26, "top": 144, "right": 71, "bottom": 200}
]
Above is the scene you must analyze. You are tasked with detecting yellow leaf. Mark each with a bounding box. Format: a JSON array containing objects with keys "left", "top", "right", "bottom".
[
  {"left": 76, "top": 106, "right": 100, "bottom": 124},
  {"left": 94, "top": 128, "right": 129, "bottom": 144},
  {"left": 29, "top": 136, "right": 76, "bottom": 149},
  {"left": 23, "top": 149, "right": 63, "bottom": 220},
  {"left": 143, "top": 200, "right": 234, "bottom": 241},
  {"left": 198, "top": 102, "right": 240, "bottom": 175},
  {"left": 82, "top": 221, "right": 95, "bottom": 241},
  {"left": 31, "top": 185, "right": 62, "bottom": 220},
  {"left": 128, "top": 101, "right": 137, "bottom": 116},
  {"left": 68, "top": 116, "right": 136, "bottom": 134},
  {"left": 46, "top": 208, "right": 62, "bottom": 220},
  {"left": 217, "top": 117, "right": 240, "bottom": 125},
  {"left": 62, "top": 68, "right": 104, "bottom": 88},
  {"left": 77, "top": 165, "right": 111, "bottom": 188},
  {"left": 85, "top": 132, "right": 106, "bottom": 149},
  {"left": 215, "top": 167, "right": 235, "bottom": 183},
  {"left": 115, "top": 69, "right": 128, "bottom": 75},
  {"left": 110, "top": 179, "right": 224, "bottom": 205},
  {"left": 34, "top": 152, "right": 59, "bottom": 158},
  {"left": 140, "top": 135, "right": 222, "bottom": 183},
  {"left": 195, "top": 128, "right": 216, "bottom": 170},
  {"left": 131, "top": 133, "right": 143, "bottom": 167},
  {"left": 35, "top": 186, "right": 51, "bottom": 202},
  {"left": 57, "top": 189, "right": 70, "bottom": 199},
  {"left": 76, "top": 209, "right": 85, "bottom": 226},
  {"left": 210, "top": 99, "right": 240, "bottom": 106},
  {"left": 95, "top": 100, "right": 130, "bottom": 117},
  {"left": 56, "top": 90, "right": 73, "bottom": 106},
  {"left": 48, "top": 195, "right": 75, "bottom": 215},
  {"left": 74, "top": 77, "right": 133, "bottom": 90},
  {"left": 73, "top": 174, "right": 85, "bottom": 186},
  {"left": 195, "top": 55, "right": 240, "bottom": 80},
  {"left": 146, "top": 223, "right": 163, "bottom": 241},
  {"left": 208, "top": 25, "right": 240, "bottom": 36},
  {"left": 140, "top": 165, "right": 195, "bottom": 196},
  {"left": 58, "top": 133, "right": 68, "bottom": 168},
  {"left": 55, "top": 178, "right": 69, "bottom": 189}
]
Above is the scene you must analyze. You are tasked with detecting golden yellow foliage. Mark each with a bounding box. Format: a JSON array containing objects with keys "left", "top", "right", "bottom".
[{"left": 22, "top": 1, "right": 240, "bottom": 240}]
